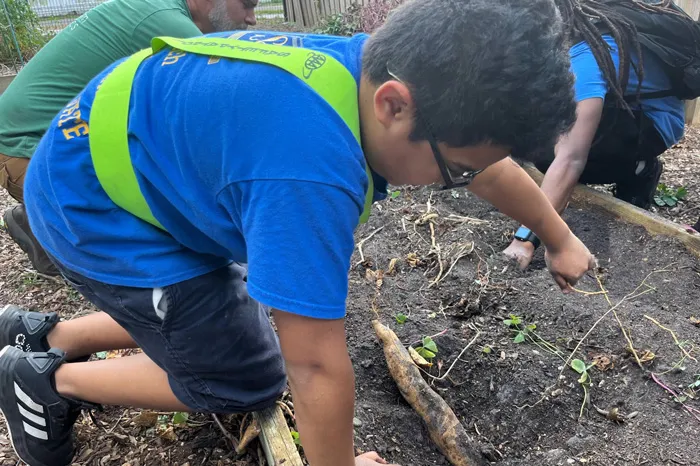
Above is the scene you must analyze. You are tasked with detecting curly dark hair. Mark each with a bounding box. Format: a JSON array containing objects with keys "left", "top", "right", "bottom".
[
  {"left": 554, "top": 0, "right": 690, "bottom": 112},
  {"left": 362, "top": 0, "right": 577, "bottom": 161}
]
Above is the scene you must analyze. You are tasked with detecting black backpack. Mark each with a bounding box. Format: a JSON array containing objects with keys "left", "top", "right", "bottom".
[{"left": 599, "top": 0, "right": 700, "bottom": 100}]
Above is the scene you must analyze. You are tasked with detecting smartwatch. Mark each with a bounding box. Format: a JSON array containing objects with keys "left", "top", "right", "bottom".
[{"left": 514, "top": 226, "right": 541, "bottom": 249}]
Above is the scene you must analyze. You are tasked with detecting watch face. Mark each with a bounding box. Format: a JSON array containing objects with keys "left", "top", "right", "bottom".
[{"left": 514, "top": 226, "right": 531, "bottom": 240}]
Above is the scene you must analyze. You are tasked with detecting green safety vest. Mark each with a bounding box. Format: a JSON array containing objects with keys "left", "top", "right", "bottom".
[{"left": 89, "top": 37, "right": 374, "bottom": 231}]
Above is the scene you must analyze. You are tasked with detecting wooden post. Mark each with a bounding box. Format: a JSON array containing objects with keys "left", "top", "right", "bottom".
[
  {"left": 254, "top": 405, "right": 305, "bottom": 466},
  {"left": 675, "top": 0, "right": 700, "bottom": 125}
]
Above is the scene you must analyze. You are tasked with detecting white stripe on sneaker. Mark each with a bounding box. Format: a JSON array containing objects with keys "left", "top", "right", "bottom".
[
  {"left": 18, "top": 404, "right": 46, "bottom": 427},
  {"left": 22, "top": 421, "right": 48, "bottom": 440},
  {"left": 14, "top": 382, "right": 43, "bottom": 413}
]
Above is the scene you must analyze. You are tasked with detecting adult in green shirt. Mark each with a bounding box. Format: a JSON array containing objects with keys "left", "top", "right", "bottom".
[{"left": 0, "top": 0, "right": 258, "bottom": 274}]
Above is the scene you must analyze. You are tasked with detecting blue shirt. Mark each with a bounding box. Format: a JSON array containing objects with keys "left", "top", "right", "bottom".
[
  {"left": 570, "top": 35, "right": 685, "bottom": 147},
  {"left": 25, "top": 31, "right": 384, "bottom": 320}
]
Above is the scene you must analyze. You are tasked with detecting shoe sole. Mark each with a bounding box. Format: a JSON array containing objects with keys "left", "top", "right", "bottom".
[
  {"left": 0, "top": 345, "right": 36, "bottom": 466},
  {"left": 2, "top": 210, "right": 58, "bottom": 277}
]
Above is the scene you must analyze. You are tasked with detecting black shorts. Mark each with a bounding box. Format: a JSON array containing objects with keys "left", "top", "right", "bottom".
[{"left": 55, "top": 261, "right": 287, "bottom": 413}]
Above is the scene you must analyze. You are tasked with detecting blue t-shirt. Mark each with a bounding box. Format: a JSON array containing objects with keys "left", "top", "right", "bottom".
[
  {"left": 570, "top": 35, "right": 685, "bottom": 147},
  {"left": 25, "top": 31, "right": 385, "bottom": 320}
]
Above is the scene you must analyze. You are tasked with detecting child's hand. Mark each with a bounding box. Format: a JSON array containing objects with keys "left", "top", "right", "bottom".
[
  {"left": 544, "top": 232, "right": 596, "bottom": 292},
  {"left": 355, "top": 451, "right": 401, "bottom": 465}
]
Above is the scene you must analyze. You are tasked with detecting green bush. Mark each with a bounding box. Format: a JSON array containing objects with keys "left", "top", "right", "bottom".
[
  {"left": 315, "top": 3, "right": 361, "bottom": 36},
  {"left": 0, "top": 0, "right": 50, "bottom": 67}
]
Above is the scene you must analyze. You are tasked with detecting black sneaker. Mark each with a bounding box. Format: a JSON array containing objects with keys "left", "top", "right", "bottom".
[
  {"left": 0, "top": 305, "right": 89, "bottom": 363},
  {"left": 614, "top": 159, "right": 663, "bottom": 210},
  {"left": 3, "top": 205, "right": 59, "bottom": 276},
  {"left": 0, "top": 346, "right": 83, "bottom": 466}
]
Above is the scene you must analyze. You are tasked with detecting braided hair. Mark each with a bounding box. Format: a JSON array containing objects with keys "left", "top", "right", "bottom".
[{"left": 554, "top": 0, "right": 686, "bottom": 111}]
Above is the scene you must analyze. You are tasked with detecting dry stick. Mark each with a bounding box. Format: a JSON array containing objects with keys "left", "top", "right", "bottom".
[
  {"left": 420, "top": 330, "right": 482, "bottom": 382},
  {"left": 355, "top": 226, "right": 384, "bottom": 265},
  {"left": 211, "top": 413, "right": 240, "bottom": 450},
  {"left": 643, "top": 315, "right": 697, "bottom": 362},
  {"left": 427, "top": 222, "right": 444, "bottom": 287}
]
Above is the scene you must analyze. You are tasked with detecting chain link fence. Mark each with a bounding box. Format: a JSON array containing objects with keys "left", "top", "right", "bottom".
[{"left": 1, "top": 0, "right": 286, "bottom": 72}]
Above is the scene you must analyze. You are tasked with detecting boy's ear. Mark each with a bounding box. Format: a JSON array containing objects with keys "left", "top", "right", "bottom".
[{"left": 373, "top": 80, "right": 415, "bottom": 131}]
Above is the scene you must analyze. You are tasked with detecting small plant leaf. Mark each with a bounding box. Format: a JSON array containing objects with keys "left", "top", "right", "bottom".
[
  {"left": 290, "top": 430, "right": 301, "bottom": 446},
  {"left": 391, "top": 190, "right": 401, "bottom": 199},
  {"left": 513, "top": 332, "right": 526, "bottom": 344},
  {"left": 416, "top": 347, "right": 436, "bottom": 359},
  {"left": 172, "top": 412, "right": 189, "bottom": 425},
  {"left": 663, "top": 195, "right": 677, "bottom": 206},
  {"left": 409, "top": 346, "right": 433, "bottom": 368},
  {"left": 578, "top": 372, "right": 589, "bottom": 384},
  {"left": 422, "top": 336, "right": 438, "bottom": 353},
  {"left": 482, "top": 345, "right": 492, "bottom": 354},
  {"left": 571, "top": 359, "right": 587, "bottom": 374},
  {"left": 95, "top": 351, "right": 108, "bottom": 360},
  {"left": 676, "top": 186, "right": 688, "bottom": 199},
  {"left": 526, "top": 323, "right": 537, "bottom": 332},
  {"left": 654, "top": 196, "right": 665, "bottom": 207},
  {"left": 395, "top": 313, "right": 407, "bottom": 324},
  {"left": 503, "top": 319, "right": 513, "bottom": 327}
]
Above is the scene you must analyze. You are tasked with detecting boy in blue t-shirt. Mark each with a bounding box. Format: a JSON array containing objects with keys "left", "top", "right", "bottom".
[
  {"left": 0, "top": 1, "right": 596, "bottom": 465},
  {"left": 505, "top": 0, "right": 688, "bottom": 269}
]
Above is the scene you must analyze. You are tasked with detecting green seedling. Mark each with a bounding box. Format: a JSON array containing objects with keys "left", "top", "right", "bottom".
[
  {"left": 291, "top": 430, "right": 302, "bottom": 447},
  {"left": 415, "top": 336, "right": 439, "bottom": 360},
  {"left": 571, "top": 358, "right": 597, "bottom": 419},
  {"left": 172, "top": 412, "right": 189, "bottom": 425},
  {"left": 390, "top": 189, "right": 401, "bottom": 199},
  {"left": 503, "top": 314, "right": 564, "bottom": 359},
  {"left": 395, "top": 313, "right": 407, "bottom": 324},
  {"left": 654, "top": 183, "right": 687, "bottom": 207}
]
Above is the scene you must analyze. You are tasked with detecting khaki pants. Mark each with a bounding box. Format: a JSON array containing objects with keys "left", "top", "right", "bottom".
[{"left": 0, "top": 153, "right": 28, "bottom": 203}]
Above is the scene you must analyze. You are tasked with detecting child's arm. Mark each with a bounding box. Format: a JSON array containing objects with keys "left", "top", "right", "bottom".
[{"left": 467, "top": 157, "right": 596, "bottom": 290}]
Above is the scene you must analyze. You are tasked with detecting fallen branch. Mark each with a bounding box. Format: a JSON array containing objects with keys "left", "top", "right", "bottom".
[
  {"left": 373, "top": 320, "right": 487, "bottom": 466},
  {"left": 254, "top": 406, "right": 304, "bottom": 466}
]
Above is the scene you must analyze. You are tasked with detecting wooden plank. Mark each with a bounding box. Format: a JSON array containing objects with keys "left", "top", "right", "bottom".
[
  {"left": 254, "top": 405, "right": 304, "bottom": 466},
  {"left": 523, "top": 165, "right": 700, "bottom": 258}
]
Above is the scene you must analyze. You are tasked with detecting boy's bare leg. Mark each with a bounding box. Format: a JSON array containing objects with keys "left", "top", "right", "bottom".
[
  {"left": 47, "top": 311, "right": 138, "bottom": 358},
  {"left": 54, "top": 353, "right": 190, "bottom": 411}
]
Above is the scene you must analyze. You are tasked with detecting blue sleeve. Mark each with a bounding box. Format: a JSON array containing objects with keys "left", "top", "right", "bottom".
[
  {"left": 221, "top": 180, "right": 360, "bottom": 320},
  {"left": 569, "top": 39, "right": 620, "bottom": 102}
]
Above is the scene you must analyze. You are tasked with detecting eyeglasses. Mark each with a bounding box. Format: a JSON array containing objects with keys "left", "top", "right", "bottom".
[{"left": 387, "top": 69, "right": 483, "bottom": 190}]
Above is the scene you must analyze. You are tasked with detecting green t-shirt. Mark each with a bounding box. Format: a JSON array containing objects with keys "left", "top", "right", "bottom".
[{"left": 0, "top": 0, "right": 201, "bottom": 158}]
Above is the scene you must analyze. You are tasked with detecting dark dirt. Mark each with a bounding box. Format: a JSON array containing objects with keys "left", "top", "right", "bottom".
[{"left": 347, "top": 186, "right": 700, "bottom": 466}]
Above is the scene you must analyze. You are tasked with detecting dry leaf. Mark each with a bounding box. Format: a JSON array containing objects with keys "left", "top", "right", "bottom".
[
  {"left": 408, "top": 346, "right": 433, "bottom": 368},
  {"left": 690, "top": 316, "right": 700, "bottom": 327},
  {"left": 592, "top": 354, "right": 614, "bottom": 371},
  {"left": 236, "top": 418, "right": 261, "bottom": 454},
  {"left": 132, "top": 411, "right": 158, "bottom": 427},
  {"left": 158, "top": 426, "right": 177, "bottom": 442},
  {"left": 639, "top": 350, "right": 656, "bottom": 363},
  {"left": 406, "top": 253, "right": 421, "bottom": 268},
  {"left": 387, "top": 258, "right": 399, "bottom": 275}
]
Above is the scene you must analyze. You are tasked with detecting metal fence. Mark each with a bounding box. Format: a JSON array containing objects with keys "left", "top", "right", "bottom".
[{"left": 0, "top": 0, "right": 286, "bottom": 71}]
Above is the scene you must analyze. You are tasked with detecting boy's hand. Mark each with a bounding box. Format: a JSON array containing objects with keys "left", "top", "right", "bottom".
[
  {"left": 356, "top": 451, "right": 400, "bottom": 465},
  {"left": 503, "top": 240, "right": 536, "bottom": 270},
  {"left": 544, "top": 231, "right": 597, "bottom": 292}
]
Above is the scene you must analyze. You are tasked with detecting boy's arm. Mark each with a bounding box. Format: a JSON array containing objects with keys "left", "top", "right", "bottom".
[
  {"left": 273, "top": 311, "right": 356, "bottom": 466},
  {"left": 502, "top": 98, "right": 603, "bottom": 269},
  {"left": 467, "top": 157, "right": 595, "bottom": 290}
]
